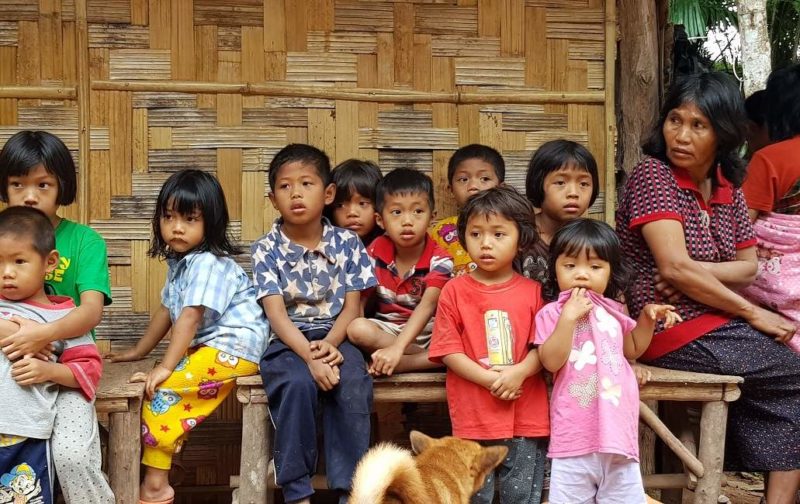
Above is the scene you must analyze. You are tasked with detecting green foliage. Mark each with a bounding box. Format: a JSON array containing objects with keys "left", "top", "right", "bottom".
[
  {"left": 768, "top": 0, "right": 800, "bottom": 68},
  {"left": 669, "top": 0, "right": 738, "bottom": 38}
]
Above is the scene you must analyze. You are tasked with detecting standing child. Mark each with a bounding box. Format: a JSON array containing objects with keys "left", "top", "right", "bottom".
[
  {"left": 251, "top": 144, "right": 377, "bottom": 504},
  {"left": 0, "top": 130, "right": 114, "bottom": 503},
  {"left": 347, "top": 168, "right": 452, "bottom": 376},
  {"left": 326, "top": 159, "right": 383, "bottom": 246},
  {"left": 522, "top": 140, "right": 599, "bottom": 283},
  {"left": 535, "top": 219, "right": 680, "bottom": 504},
  {"left": 428, "top": 186, "right": 550, "bottom": 504},
  {"left": 0, "top": 207, "right": 103, "bottom": 504},
  {"left": 108, "top": 170, "right": 268, "bottom": 504},
  {"left": 429, "top": 144, "right": 504, "bottom": 276}
]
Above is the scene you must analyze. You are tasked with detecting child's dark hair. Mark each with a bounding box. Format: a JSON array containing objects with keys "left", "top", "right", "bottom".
[
  {"left": 457, "top": 186, "right": 538, "bottom": 273},
  {"left": 149, "top": 169, "right": 240, "bottom": 259},
  {"left": 525, "top": 140, "right": 599, "bottom": 208},
  {"left": 0, "top": 130, "right": 77, "bottom": 205},
  {"left": 375, "top": 168, "right": 434, "bottom": 214},
  {"left": 765, "top": 62, "right": 800, "bottom": 142},
  {"left": 447, "top": 144, "right": 505, "bottom": 183},
  {"left": 544, "top": 218, "right": 630, "bottom": 300},
  {"left": 329, "top": 159, "right": 382, "bottom": 209},
  {"left": 0, "top": 206, "right": 55, "bottom": 257},
  {"left": 268, "top": 143, "right": 331, "bottom": 192},
  {"left": 744, "top": 90, "right": 767, "bottom": 128}
]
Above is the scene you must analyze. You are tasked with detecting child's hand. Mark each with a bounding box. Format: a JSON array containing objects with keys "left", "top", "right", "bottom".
[
  {"left": 10, "top": 356, "right": 52, "bottom": 386},
  {"left": 309, "top": 340, "right": 344, "bottom": 366},
  {"left": 369, "top": 344, "right": 404, "bottom": 376},
  {"left": 489, "top": 365, "right": 526, "bottom": 401},
  {"left": 562, "top": 288, "right": 594, "bottom": 322},
  {"left": 144, "top": 365, "right": 173, "bottom": 399},
  {"left": 308, "top": 359, "right": 340, "bottom": 391},
  {"left": 106, "top": 347, "right": 146, "bottom": 363},
  {"left": 642, "top": 304, "right": 683, "bottom": 328},
  {"left": 0, "top": 317, "right": 51, "bottom": 361},
  {"left": 632, "top": 364, "right": 652, "bottom": 386},
  {"left": 32, "top": 343, "right": 56, "bottom": 362}
]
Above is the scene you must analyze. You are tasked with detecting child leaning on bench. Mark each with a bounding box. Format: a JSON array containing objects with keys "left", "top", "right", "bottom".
[
  {"left": 347, "top": 168, "right": 453, "bottom": 376},
  {"left": 0, "top": 207, "right": 103, "bottom": 504},
  {"left": 251, "top": 144, "right": 377, "bottom": 504}
]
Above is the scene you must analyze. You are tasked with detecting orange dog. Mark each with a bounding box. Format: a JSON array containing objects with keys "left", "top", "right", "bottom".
[{"left": 348, "top": 431, "right": 507, "bottom": 504}]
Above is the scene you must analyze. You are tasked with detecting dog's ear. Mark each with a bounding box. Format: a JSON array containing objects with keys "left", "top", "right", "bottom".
[
  {"left": 478, "top": 445, "right": 508, "bottom": 473},
  {"left": 409, "top": 430, "right": 434, "bottom": 454}
]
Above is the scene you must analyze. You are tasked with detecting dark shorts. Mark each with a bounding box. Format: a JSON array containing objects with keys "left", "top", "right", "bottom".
[
  {"left": 648, "top": 318, "right": 800, "bottom": 471},
  {"left": 0, "top": 436, "right": 52, "bottom": 504}
]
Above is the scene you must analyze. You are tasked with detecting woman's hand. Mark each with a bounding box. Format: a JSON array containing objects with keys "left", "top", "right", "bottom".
[
  {"left": 653, "top": 273, "right": 682, "bottom": 303},
  {"left": 746, "top": 306, "right": 797, "bottom": 343}
]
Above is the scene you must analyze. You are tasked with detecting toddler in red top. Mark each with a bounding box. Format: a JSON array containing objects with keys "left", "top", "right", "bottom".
[
  {"left": 428, "top": 186, "right": 550, "bottom": 504},
  {"left": 347, "top": 168, "right": 452, "bottom": 375}
]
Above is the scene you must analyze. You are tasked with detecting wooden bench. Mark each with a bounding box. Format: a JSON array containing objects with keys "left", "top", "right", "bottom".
[
  {"left": 231, "top": 367, "right": 741, "bottom": 504},
  {"left": 96, "top": 358, "right": 155, "bottom": 504}
]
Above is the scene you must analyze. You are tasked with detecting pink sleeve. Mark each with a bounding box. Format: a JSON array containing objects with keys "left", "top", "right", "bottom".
[
  {"left": 533, "top": 303, "right": 560, "bottom": 346},
  {"left": 428, "top": 284, "right": 464, "bottom": 363},
  {"left": 60, "top": 345, "right": 103, "bottom": 401}
]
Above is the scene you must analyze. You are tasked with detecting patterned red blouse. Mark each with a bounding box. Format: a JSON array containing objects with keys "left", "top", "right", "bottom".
[{"left": 616, "top": 157, "right": 757, "bottom": 360}]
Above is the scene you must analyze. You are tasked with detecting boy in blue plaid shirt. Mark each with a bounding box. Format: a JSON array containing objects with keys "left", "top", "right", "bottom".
[{"left": 251, "top": 144, "right": 377, "bottom": 504}]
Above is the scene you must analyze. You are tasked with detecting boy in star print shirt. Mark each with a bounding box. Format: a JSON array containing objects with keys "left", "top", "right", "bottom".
[{"left": 250, "top": 144, "right": 377, "bottom": 504}]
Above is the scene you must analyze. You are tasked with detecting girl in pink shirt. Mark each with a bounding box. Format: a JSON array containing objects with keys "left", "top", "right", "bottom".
[{"left": 535, "top": 219, "right": 680, "bottom": 504}]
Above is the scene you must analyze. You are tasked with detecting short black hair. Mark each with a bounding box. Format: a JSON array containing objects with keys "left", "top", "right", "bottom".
[
  {"left": 268, "top": 143, "right": 331, "bottom": 192},
  {"left": 525, "top": 140, "right": 599, "bottom": 208},
  {"left": 329, "top": 159, "right": 383, "bottom": 208},
  {"left": 0, "top": 130, "right": 77, "bottom": 205},
  {"left": 457, "top": 186, "right": 538, "bottom": 273},
  {"left": 149, "top": 169, "right": 240, "bottom": 259},
  {"left": 375, "top": 168, "right": 435, "bottom": 214},
  {"left": 642, "top": 71, "right": 747, "bottom": 186},
  {"left": 744, "top": 89, "right": 767, "bottom": 127},
  {"left": 0, "top": 206, "right": 55, "bottom": 257},
  {"left": 447, "top": 144, "right": 505, "bottom": 184},
  {"left": 543, "top": 218, "right": 630, "bottom": 301},
  {"left": 765, "top": 63, "right": 800, "bottom": 142}
]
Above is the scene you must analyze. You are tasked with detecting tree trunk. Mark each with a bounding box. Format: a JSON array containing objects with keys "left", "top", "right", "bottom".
[
  {"left": 617, "top": 0, "right": 660, "bottom": 174},
  {"left": 738, "top": 0, "right": 772, "bottom": 96}
]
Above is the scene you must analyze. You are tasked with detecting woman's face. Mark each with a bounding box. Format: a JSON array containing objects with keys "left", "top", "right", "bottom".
[{"left": 662, "top": 102, "right": 718, "bottom": 176}]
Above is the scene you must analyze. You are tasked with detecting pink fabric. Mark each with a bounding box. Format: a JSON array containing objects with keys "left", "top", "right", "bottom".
[
  {"left": 534, "top": 290, "right": 640, "bottom": 461},
  {"left": 741, "top": 213, "right": 800, "bottom": 352}
]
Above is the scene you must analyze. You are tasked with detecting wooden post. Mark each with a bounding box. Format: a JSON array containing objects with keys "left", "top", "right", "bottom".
[
  {"left": 694, "top": 401, "right": 728, "bottom": 504},
  {"left": 108, "top": 397, "right": 142, "bottom": 504},
  {"left": 238, "top": 396, "right": 270, "bottom": 504}
]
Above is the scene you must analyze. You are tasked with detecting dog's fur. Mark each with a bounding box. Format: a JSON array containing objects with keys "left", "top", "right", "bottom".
[{"left": 348, "top": 431, "right": 507, "bottom": 504}]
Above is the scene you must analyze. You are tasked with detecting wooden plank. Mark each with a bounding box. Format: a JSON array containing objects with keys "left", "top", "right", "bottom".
[
  {"left": 97, "top": 359, "right": 155, "bottom": 399},
  {"left": 525, "top": 6, "right": 547, "bottom": 89},
  {"left": 431, "top": 35, "right": 499, "bottom": 58},
  {"left": 416, "top": 5, "right": 477, "bottom": 35},
  {"left": 413, "top": 34, "right": 431, "bottom": 93},
  {"left": 88, "top": 150, "right": 111, "bottom": 221},
  {"left": 241, "top": 171, "right": 266, "bottom": 242},
  {"left": 501, "top": 0, "right": 524, "bottom": 56},
  {"left": 284, "top": 0, "right": 306, "bottom": 52},
  {"left": 109, "top": 49, "right": 171, "bottom": 80},
  {"left": 194, "top": 24, "right": 217, "bottom": 109},
  {"left": 217, "top": 149, "right": 242, "bottom": 220},
  {"left": 379, "top": 150, "right": 432, "bottom": 173},
  {"left": 242, "top": 107, "right": 306, "bottom": 128},
  {"left": 17, "top": 21, "right": 40, "bottom": 86},
  {"left": 359, "top": 127, "right": 458, "bottom": 150},
  {"left": 0, "top": 2, "right": 38, "bottom": 21},
  {"left": 89, "top": 24, "right": 149, "bottom": 48},
  {"left": 375, "top": 33, "right": 394, "bottom": 88},
  {"left": 171, "top": 0, "right": 195, "bottom": 80},
  {"left": 147, "top": 107, "right": 216, "bottom": 128},
  {"left": 108, "top": 90, "right": 132, "bottom": 196},
  {"left": 307, "top": 31, "right": 376, "bottom": 55},
  {"left": 169, "top": 126, "right": 286, "bottom": 148},
  {"left": 394, "top": 3, "right": 414, "bottom": 87},
  {"left": 286, "top": 52, "right": 357, "bottom": 83},
  {"left": 334, "top": 1, "right": 394, "bottom": 33},
  {"left": 305, "top": 0, "right": 334, "bottom": 32},
  {"left": 241, "top": 26, "right": 265, "bottom": 107},
  {"left": 39, "top": 0, "right": 64, "bottom": 81},
  {"left": 478, "top": 0, "right": 500, "bottom": 37},
  {"left": 130, "top": 240, "right": 148, "bottom": 312},
  {"left": 0, "top": 127, "right": 109, "bottom": 149},
  {"left": 263, "top": 0, "right": 286, "bottom": 51},
  {"left": 147, "top": 149, "right": 216, "bottom": 171},
  {"left": 455, "top": 57, "right": 525, "bottom": 87},
  {"left": 130, "top": 0, "right": 148, "bottom": 25},
  {"left": 335, "top": 100, "right": 358, "bottom": 164},
  {"left": 525, "top": 130, "right": 588, "bottom": 150},
  {"left": 479, "top": 111, "right": 502, "bottom": 149},
  {"left": 307, "top": 108, "right": 335, "bottom": 158},
  {"left": 193, "top": 0, "right": 263, "bottom": 26}
]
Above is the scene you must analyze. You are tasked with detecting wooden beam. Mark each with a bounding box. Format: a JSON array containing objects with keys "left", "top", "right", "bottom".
[
  {"left": 604, "top": 0, "right": 617, "bottom": 223},
  {"left": 0, "top": 86, "right": 77, "bottom": 99},
  {"left": 639, "top": 401, "right": 705, "bottom": 478},
  {"left": 75, "top": 0, "right": 91, "bottom": 224}
]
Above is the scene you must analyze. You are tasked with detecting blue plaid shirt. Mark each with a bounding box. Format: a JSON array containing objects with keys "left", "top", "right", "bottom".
[
  {"left": 162, "top": 252, "right": 269, "bottom": 363},
  {"left": 251, "top": 218, "right": 377, "bottom": 340}
]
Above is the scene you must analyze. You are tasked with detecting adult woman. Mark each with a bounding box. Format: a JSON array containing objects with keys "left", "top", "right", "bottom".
[{"left": 617, "top": 71, "right": 800, "bottom": 503}]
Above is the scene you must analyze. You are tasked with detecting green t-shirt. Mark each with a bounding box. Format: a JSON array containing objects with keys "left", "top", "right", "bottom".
[{"left": 44, "top": 219, "right": 112, "bottom": 335}]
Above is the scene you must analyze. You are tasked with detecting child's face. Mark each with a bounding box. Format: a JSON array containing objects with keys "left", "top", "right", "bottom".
[
  {"left": 269, "top": 161, "right": 335, "bottom": 227},
  {"left": 160, "top": 203, "right": 205, "bottom": 255},
  {"left": 0, "top": 235, "right": 58, "bottom": 302},
  {"left": 464, "top": 213, "right": 519, "bottom": 277},
  {"left": 332, "top": 191, "right": 376, "bottom": 239},
  {"left": 555, "top": 248, "right": 610, "bottom": 295},
  {"left": 450, "top": 159, "right": 500, "bottom": 207},
  {"left": 6, "top": 163, "right": 60, "bottom": 222},
  {"left": 539, "top": 164, "right": 593, "bottom": 224},
  {"left": 376, "top": 192, "right": 433, "bottom": 250}
]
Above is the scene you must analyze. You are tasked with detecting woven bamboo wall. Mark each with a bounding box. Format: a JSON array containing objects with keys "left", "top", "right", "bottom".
[{"left": 0, "top": 0, "right": 616, "bottom": 351}]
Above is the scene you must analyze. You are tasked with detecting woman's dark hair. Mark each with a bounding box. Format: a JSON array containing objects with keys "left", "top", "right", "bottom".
[
  {"left": 764, "top": 63, "right": 800, "bottom": 142},
  {"left": 0, "top": 130, "right": 77, "bottom": 205},
  {"left": 543, "top": 218, "right": 630, "bottom": 300},
  {"left": 268, "top": 143, "right": 331, "bottom": 191},
  {"left": 149, "top": 169, "right": 240, "bottom": 259},
  {"left": 447, "top": 144, "right": 505, "bottom": 184},
  {"left": 744, "top": 90, "right": 767, "bottom": 127},
  {"left": 457, "top": 186, "right": 538, "bottom": 274},
  {"left": 642, "top": 71, "right": 747, "bottom": 186},
  {"left": 525, "top": 139, "right": 599, "bottom": 208},
  {"left": 375, "top": 168, "right": 434, "bottom": 214}
]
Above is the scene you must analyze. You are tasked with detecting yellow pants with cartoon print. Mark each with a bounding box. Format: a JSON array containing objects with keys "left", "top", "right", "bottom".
[{"left": 141, "top": 345, "right": 258, "bottom": 469}]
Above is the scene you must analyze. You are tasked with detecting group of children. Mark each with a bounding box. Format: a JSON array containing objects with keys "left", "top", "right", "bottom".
[{"left": 0, "top": 129, "right": 678, "bottom": 504}]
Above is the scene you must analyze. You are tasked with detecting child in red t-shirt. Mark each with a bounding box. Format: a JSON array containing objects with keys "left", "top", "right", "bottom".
[{"left": 429, "top": 186, "right": 550, "bottom": 504}]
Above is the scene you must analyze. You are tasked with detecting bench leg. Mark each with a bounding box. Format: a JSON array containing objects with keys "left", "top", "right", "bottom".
[
  {"left": 694, "top": 401, "right": 728, "bottom": 504},
  {"left": 238, "top": 401, "right": 270, "bottom": 504},
  {"left": 108, "top": 400, "right": 141, "bottom": 504}
]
